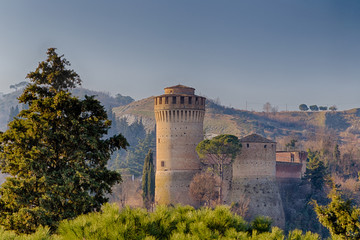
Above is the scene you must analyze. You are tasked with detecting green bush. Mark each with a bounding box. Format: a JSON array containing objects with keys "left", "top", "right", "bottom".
[{"left": 0, "top": 204, "right": 321, "bottom": 240}]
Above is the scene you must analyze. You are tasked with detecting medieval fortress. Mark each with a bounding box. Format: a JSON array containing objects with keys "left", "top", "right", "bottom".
[{"left": 153, "top": 85, "right": 307, "bottom": 227}]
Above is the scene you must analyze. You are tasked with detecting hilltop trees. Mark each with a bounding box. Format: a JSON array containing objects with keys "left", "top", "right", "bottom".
[
  {"left": 299, "top": 104, "right": 329, "bottom": 111},
  {"left": 0, "top": 48, "right": 128, "bottom": 233},
  {"left": 309, "top": 105, "right": 319, "bottom": 111},
  {"left": 299, "top": 104, "right": 309, "bottom": 111},
  {"left": 329, "top": 105, "right": 337, "bottom": 111},
  {"left": 196, "top": 134, "right": 241, "bottom": 203}
]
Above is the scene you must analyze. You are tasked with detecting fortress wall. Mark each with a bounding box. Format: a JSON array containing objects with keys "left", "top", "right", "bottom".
[
  {"left": 276, "top": 162, "right": 302, "bottom": 179},
  {"left": 230, "top": 178, "right": 285, "bottom": 228},
  {"left": 233, "top": 142, "right": 276, "bottom": 178},
  {"left": 276, "top": 151, "right": 308, "bottom": 178},
  {"left": 228, "top": 136, "right": 285, "bottom": 228}
]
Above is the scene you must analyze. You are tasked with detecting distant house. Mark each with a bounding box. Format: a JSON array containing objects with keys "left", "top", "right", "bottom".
[{"left": 276, "top": 151, "right": 307, "bottom": 179}]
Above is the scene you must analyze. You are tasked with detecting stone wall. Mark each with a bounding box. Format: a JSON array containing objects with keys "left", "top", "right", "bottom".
[
  {"left": 276, "top": 162, "right": 303, "bottom": 179},
  {"left": 227, "top": 135, "right": 285, "bottom": 228},
  {"left": 229, "top": 178, "right": 285, "bottom": 228},
  {"left": 233, "top": 142, "right": 276, "bottom": 178},
  {"left": 276, "top": 151, "right": 307, "bottom": 179}
]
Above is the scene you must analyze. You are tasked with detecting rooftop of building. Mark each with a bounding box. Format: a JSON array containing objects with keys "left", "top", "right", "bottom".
[
  {"left": 239, "top": 134, "right": 275, "bottom": 143},
  {"left": 164, "top": 84, "right": 195, "bottom": 90},
  {"left": 163, "top": 84, "right": 196, "bottom": 95}
]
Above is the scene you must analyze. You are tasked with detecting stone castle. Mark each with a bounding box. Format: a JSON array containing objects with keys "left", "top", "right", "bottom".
[{"left": 154, "top": 85, "right": 306, "bottom": 228}]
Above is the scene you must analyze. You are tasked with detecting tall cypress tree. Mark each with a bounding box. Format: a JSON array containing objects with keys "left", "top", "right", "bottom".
[
  {"left": 0, "top": 48, "right": 128, "bottom": 233},
  {"left": 142, "top": 149, "right": 155, "bottom": 210}
]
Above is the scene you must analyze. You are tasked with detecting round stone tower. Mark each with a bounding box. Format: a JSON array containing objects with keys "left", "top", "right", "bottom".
[{"left": 154, "top": 85, "right": 205, "bottom": 206}]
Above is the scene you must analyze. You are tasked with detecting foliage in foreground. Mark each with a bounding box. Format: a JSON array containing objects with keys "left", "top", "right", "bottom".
[
  {"left": 313, "top": 187, "right": 360, "bottom": 240},
  {"left": 0, "top": 204, "right": 321, "bottom": 240}
]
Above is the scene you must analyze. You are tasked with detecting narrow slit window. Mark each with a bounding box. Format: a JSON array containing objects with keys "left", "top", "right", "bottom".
[
  {"left": 180, "top": 96, "right": 185, "bottom": 104},
  {"left": 172, "top": 96, "right": 176, "bottom": 104},
  {"left": 189, "top": 97, "right": 192, "bottom": 104},
  {"left": 161, "top": 161, "right": 165, "bottom": 167}
]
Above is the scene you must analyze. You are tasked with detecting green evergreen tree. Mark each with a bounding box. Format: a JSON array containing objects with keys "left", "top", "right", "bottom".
[
  {"left": 304, "top": 150, "right": 328, "bottom": 193},
  {"left": 0, "top": 48, "right": 128, "bottom": 233},
  {"left": 196, "top": 134, "right": 241, "bottom": 203},
  {"left": 332, "top": 144, "right": 341, "bottom": 174},
  {"left": 142, "top": 149, "right": 155, "bottom": 210},
  {"left": 125, "top": 131, "right": 155, "bottom": 177},
  {"left": 313, "top": 187, "right": 360, "bottom": 239}
]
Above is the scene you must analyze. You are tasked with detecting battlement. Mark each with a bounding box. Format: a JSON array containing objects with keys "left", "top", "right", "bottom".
[
  {"left": 155, "top": 109, "right": 205, "bottom": 123},
  {"left": 154, "top": 95, "right": 206, "bottom": 111},
  {"left": 155, "top": 84, "right": 205, "bottom": 111}
]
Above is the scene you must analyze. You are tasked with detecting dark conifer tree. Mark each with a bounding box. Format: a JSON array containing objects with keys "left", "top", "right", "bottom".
[
  {"left": 0, "top": 48, "right": 128, "bottom": 233},
  {"left": 142, "top": 149, "right": 155, "bottom": 210}
]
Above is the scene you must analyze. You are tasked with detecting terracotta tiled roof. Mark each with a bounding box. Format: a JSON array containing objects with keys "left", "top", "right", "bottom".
[{"left": 239, "top": 134, "right": 275, "bottom": 143}]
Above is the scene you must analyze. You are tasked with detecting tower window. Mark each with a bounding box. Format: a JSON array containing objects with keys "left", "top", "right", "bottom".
[
  {"left": 264, "top": 145, "right": 267, "bottom": 148},
  {"left": 189, "top": 97, "right": 192, "bottom": 104},
  {"left": 158, "top": 138, "right": 160, "bottom": 143},
  {"left": 159, "top": 97, "right": 162, "bottom": 104},
  {"left": 165, "top": 97, "right": 168, "bottom": 104},
  {"left": 161, "top": 161, "right": 165, "bottom": 167},
  {"left": 195, "top": 97, "right": 199, "bottom": 104},
  {"left": 180, "top": 96, "right": 185, "bottom": 104},
  {"left": 247, "top": 144, "right": 249, "bottom": 148},
  {"left": 172, "top": 96, "right": 176, "bottom": 104}
]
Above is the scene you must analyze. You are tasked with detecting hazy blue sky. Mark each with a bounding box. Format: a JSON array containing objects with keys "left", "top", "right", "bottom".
[{"left": 0, "top": 0, "right": 359, "bottom": 111}]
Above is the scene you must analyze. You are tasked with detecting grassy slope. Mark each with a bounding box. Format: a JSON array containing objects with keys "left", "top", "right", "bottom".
[{"left": 112, "top": 98, "right": 360, "bottom": 143}]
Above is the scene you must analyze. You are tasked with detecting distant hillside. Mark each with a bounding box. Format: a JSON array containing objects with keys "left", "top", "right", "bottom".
[
  {"left": 0, "top": 90, "right": 23, "bottom": 131},
  {"left": 113, "top": 97, "right": 360, "bottom": 144},
  {"left": 112, "top": 97, "right": 155, "bottom": 132},
  {"left": 0, "top": 87, "right": 134, "bottom": 131}
]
